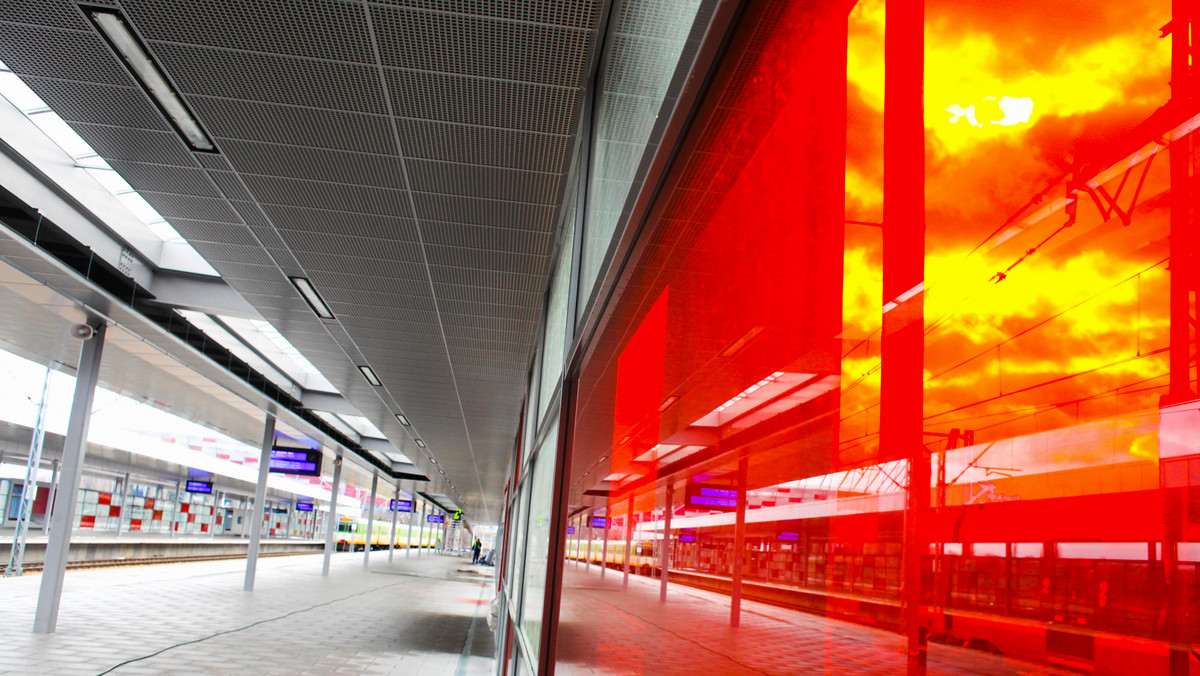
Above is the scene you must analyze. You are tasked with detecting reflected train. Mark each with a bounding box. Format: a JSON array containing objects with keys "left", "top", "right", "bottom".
[
  {"left": 335, "top": 516, "right": 439, "bottom": 552},
  {"left": 566, "top": 487, "right": 1199, "bottom": 673}
]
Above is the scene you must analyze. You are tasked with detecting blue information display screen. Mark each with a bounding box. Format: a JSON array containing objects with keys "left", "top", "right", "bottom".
[
  {"left": 567, "top": 526, "right": 576, "bottom": 534},
  {"left": 296, "top": 502, "right": 314, "bottom": 512},
  {"left": 679, "top": 535, "right": 696, "bottom": 542},
  {"left": 685, "top": 481, "right": 739, "bottom": 511},
  {"left": 185, "top": 480, "right": 213, "bottom": 494},
  {"left": 590, "top": 516, "right": 608, "bottom": 529},
  {"left": 427, "top": 514, "right": 445, "bottom": 523},
  {"left": 269, "top": 447, "right": 322, "bottom": 477},
  {"left": 390, "top": 499, "right": 413, "bottom": 512}
]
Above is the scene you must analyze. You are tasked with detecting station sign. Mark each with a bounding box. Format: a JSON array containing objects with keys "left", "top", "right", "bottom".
[
  {"left": 184, "top": 480, "right": 213, "bottom": 494},
  {"left": 590, "top": 516, "right": 608, "bottom": 529},
  {"left": 427, "top": 514, "right": 445, "bottom": 523},
  {"left": 295, "top": 502, "right": 314, "bottom": 512},
  {"left": 684, "top": 481, "right": 738, "bottom": 511},
  {"left": 390, "top": 499, "right": 413, "bottom": 512},
  {"left": 269, "top": 447, "right": 322, "bottom": 477}
]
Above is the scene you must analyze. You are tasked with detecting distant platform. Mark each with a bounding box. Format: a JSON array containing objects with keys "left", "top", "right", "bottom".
[{"left": 0, "top": 529, "right": 324, "bottom": 567}]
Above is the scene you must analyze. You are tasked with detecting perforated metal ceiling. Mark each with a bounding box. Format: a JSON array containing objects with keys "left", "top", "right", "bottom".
[{"left": 0, "top": 0, "right": 604, "bottom": 521}]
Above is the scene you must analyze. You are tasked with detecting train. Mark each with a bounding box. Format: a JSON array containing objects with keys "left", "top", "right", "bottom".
[
  {"left": 334, "top": 516, "right": 440, "bottom": 552},
  {"left": 565, "top": 485, "right": 1200, "bottom": 674}
]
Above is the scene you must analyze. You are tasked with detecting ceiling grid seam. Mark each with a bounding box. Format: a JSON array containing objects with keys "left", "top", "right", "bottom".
[{"left": 358, "top": 0, "right": 487, "bottom": 520}]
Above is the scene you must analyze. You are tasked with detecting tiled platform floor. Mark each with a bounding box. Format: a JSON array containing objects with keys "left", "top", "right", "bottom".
[
  {"left": 555, "top": 562, "right": 1080, "bottom": 676},
  {"left": 0, "top": 550, "right": 495, "bottom": 675}
]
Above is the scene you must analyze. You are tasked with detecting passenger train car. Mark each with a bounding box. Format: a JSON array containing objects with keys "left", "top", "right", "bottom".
[{"left": 335, "top": 517, "right": 439, "bottom": 552}]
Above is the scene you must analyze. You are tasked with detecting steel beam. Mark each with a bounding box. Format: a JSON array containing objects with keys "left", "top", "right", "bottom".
[{"left": 243, "top": 413, "right": 275, "bottom": 591}]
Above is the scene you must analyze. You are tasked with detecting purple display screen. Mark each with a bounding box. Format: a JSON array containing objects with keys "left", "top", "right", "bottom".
[
  {"left": 427, "top": 514, "right": 445, "bottom": 523},
  {"left": 679, "top": 535, "right": 696, "bottom": 542},
  {"left": 685, "top": 483, "right": 739, "bottom": 510},
  {"left": 567, "top": 526, "right": 576, "bottom": 534},
  {"left": 390, "top": 499, "right": 413, "bottom": 512},
  {"left": 269, "top": 447, "right": 322, "bottom": 477},
  {"left": 296, "top": 502, "right": 314, "bottom": 512},
  {"left": 185, "top": 480, "right": 213, "bottom": 494},
  {"left": 777, "top": 531, "right": 800, "bottom": 541},
  {"left": 590, "top": 516, "right": 608, "bottom": 529}
]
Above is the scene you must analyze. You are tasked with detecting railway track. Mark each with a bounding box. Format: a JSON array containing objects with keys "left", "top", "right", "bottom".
[{"left": 14, "top": 549, "right": 318, "bottom": 574}]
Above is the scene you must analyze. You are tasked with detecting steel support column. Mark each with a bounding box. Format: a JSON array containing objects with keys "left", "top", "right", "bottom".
[
  {"left": 243, "top": 413, "right": 275, "bottom": 592},
  {"left": 389, "top": 485, "right": 399, "bottom": 562},
  {"left": 600, "top": 511, "right": 609, "bottom": 581},
  {"left": 364, "top": 471, "right": 378, "bottom": 567},
  {"left": 730, "top": 455, "right": 748, "bottom": 627},
  {"left": 623, "top": 492, "right": 634, "bottom": 589},
  {"left": 33, "top": 323, "right": 105, "bottom": 634},
  {"left": 884, "top": 0, "right": 927, "bottom": 672},
  {"left": 322, "top": 455, "right": 343, "bottom": 576},
  {"left": 406, "top": 483, "right": 415, "bottom": 558}
]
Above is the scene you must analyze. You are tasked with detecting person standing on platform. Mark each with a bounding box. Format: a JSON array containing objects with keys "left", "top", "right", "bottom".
[{"left": 472, "top": 538, "right": 482, "bottom": 564}]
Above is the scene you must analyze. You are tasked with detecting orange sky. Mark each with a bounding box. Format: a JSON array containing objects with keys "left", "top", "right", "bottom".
[{"left": 839, "top": 0, "right": 1176, "bottom": 463}]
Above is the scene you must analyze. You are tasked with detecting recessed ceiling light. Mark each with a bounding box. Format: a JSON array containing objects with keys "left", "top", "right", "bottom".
[
  {"left": 415, "top": 439, "right": 426, "bottom": 448},
  {"left": 289, "top": 277, "right": 335, "bottom": 320},
  {"left": 358, "top": 365, "right": 382, "bottom": 386},
  {"left": 396, "top": 414, "right": 410, "bottom": 426},
  {"left": 87, "top": 9, "right": 215, "bottom": 152}
]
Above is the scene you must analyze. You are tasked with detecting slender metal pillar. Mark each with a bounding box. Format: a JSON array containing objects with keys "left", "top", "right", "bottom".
[
  {"left": 364, "top": 471, "right": 378, "bottom": 567},
  {"left": 731, "top": 456, "right": 748, "bottom": 627},
  {"left": 243, "top": 413, "right": 275, "bottom": 592},
  {"left": 322, "top": 455, "right": 343, "bottom": 576},
  {"left": 600, "top": 511, "right": 609, "bottom": 581},
  {"left": 659, "top": 482, "right": 673, "bottom": 602},
  {"left": 6, "top": 365, "right": 52, "bottom": 577},
  {"left": 114, "top": 472, "right": 129, "bottom": 537},
  {"left": 623, "top": 493, "right": 634, "bottom": 589},
  {"left": 172, "top": 480, "right": 182, "bottom": 538},
  {"left": 388, "top": 486, "right": 399, "bottom": 562},
  {"left": 33, "top": 323, "right": 105, "bottom": 634},
  {"left": 42, "top": 459, "right": 59, "bottom": 535},
  {"left": 406, "top": 485, "right": 415, "bottom": 558},
  {"left": 417, "top": 502, "right": 426, "bottom": 557}
]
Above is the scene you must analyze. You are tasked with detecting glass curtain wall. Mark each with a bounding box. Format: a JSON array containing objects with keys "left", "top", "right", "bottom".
[{"left": 534, "top": 0, "right": 1199, "bottom": 674}]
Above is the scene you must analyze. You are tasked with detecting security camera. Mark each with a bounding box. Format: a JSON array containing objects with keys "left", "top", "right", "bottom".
[{"left": 70, "top": 324, "right": 95, "bottom": 340}]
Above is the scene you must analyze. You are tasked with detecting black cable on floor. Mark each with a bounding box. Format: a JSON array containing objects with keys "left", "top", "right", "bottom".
[{"left": 94, "top": 579, "right": 407, "bottom": 675}]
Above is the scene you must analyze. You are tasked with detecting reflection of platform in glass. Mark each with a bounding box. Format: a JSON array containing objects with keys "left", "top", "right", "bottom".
[{"left": 555, "top": 562, "right": 1092, "bottom": 676}]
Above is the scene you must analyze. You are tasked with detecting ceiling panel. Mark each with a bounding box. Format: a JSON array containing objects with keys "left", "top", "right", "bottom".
[{"left": 0, "top": 0, "right": 603, "bottom": 521}]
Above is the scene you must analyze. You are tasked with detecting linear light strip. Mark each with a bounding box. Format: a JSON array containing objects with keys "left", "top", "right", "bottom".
[
  {"left": 87, "top": 9, "right": 215, "bottom": 152},
  {"left": 289, "top": 277, "right": 335, "bottom": 320},
  {"left": 358, "top": 365, "right": 382, "bottom": 386}
]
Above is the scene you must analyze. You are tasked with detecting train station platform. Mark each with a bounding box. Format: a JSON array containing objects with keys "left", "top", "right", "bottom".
[
  {"left": 0, "top": 551, "right": 495, "bottom": 675},
  {"left": 555, "top": 562, "right": 1080, "bottom": 676}
]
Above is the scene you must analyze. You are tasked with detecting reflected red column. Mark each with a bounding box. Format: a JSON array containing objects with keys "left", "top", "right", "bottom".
[
  {"left": 623, "top": 492, "right": 634, "bottom": 589},
  {"left": 883, "top": 0, "right": 927, "bottom": 673},
  {"left": 660, "top": 482, "right": 673, "bottom": 602},
  {"left": 1164, "top": 2, "right": 1196, "bottom": 673}
]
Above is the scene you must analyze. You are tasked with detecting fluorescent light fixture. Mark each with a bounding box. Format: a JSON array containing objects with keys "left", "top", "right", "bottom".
[
  {"left": 396, "top": 414, "right": 410, "bottom": 426},
  {"left": 358, "top": 365, "right": 382, "bottom": 386},
  {"left": 416, "top": 439, "right": 426, "bottom": 448},
  {"left": 289, "top": 276, "right": 335, "bottom": 320},
  {"left": 87, "top": 9, "right": 215, "bottom": 152}
]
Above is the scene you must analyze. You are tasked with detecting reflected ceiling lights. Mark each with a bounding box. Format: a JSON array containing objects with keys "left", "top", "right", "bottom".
[
  {"left": 86, "top": 8, "right": 215, "bottom": 152},
  {"left": 289, "top": 277, "right": 335, "bottom": 320}
]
